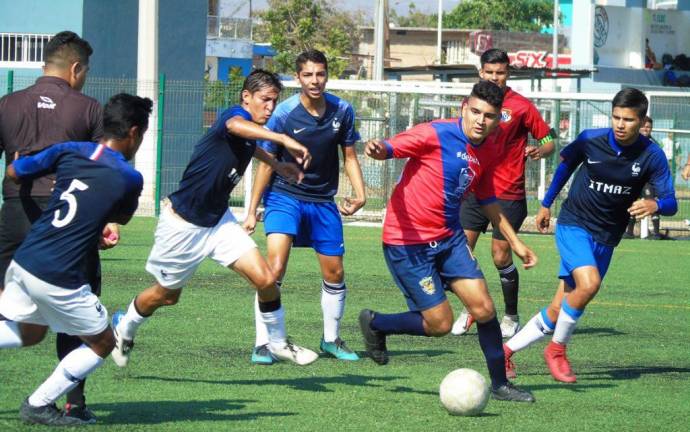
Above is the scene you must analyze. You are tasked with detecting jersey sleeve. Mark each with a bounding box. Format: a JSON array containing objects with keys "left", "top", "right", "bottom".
[
  {"left": 12, "top": 142, "right": 87, "bottom": 179},
  {"left": 117, "top": 171, "right": 144, "bottom": 221},
  {"left": 558, "top": 132, "right": 587, "bottom": 166},
  {"left": 647, "top": 148, "right": 678, "bottom": 216},
  {"left": 257, "top": 105, "right": 288, "bottom": 155},
  {"left": 524, "top": 102, "right": 552, "bottom": 142},
  {"left": 89, "top": 102, "right": 104, "bottom": 142},
  {"left": 384, "top": 123, "right": 434, "bottom": 159},
  {"left": 340, "top": 103, "right": 360, "bottom": 147}
]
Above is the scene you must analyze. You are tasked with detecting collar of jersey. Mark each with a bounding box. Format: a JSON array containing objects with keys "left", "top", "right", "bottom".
[{"left": 607, "top": 128, "right": 645, "bottom": 155}]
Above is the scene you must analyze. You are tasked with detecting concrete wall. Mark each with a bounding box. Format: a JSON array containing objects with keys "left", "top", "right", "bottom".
[
  {"left": 0, "top": 0, "right": 83, "bottom": 34},
  {"left": 159, "top": 0, "right": 207, "bottom": 81}
]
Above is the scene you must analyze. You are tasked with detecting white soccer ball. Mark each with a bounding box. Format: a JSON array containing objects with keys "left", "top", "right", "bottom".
[{"left": 439, "top": 368, "right": 490, "bottom": 416}]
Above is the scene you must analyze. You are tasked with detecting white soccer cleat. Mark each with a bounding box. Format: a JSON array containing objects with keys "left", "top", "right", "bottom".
[
  {"left": 270, "top": 340, "right": 319, "bottom": 365},
  {"left": 111, "top": 311, "right": 134, "bottom": 367},
  {"left": 451, "top": 309, "right": 475, "bottom": 336},
  {"left": 500, "top": 315, "right": 520, "bottom": 339}
]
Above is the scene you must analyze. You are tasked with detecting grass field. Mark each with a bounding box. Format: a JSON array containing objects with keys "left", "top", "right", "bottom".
[{"left": 1, "top": 218, "right": 689, "bottom": 431}]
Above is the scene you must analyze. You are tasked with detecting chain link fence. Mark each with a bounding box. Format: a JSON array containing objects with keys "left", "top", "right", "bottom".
[{"left": 2, "top": 73, "right": 689, "bottom": 235}]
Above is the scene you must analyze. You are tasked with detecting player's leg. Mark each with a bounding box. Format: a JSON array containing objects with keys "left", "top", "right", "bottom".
[
  {"left": 0, "top": 262, "right": 50, "bottom": 348},
  {"left": 232, "top": 247, "right": 317, "bottom": 365},
  {"left": 452, "top": 193, "right": 489, "bottom": 336},
  {"left": 490, "top": 199, "right": 528, "bottom": 338},
  {"left": 448, "top": 277, "right": 534, "bottom": 402}
]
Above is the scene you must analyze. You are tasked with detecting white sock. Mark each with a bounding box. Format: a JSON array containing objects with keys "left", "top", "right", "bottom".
[
  {"left": 552, "top": 299, "right": 584, "bottom": 345},
  {"left": 118, "top": 299, "right": 148, "bottom": 340},
  {"left": 0, "top": 320, "right": 23, "bottom": 348},
  {"left": 28, "top": 344, "right": 103, "bottom": 407},
  {"left": 321, "top": 280, "right": 346, "bottom": 343},
  {"left": 261, "top": 307, "right": 287, "bottom": 351},
  {"left": 254, "top": 293, "right": 270, "bottom": 347},
  {"left": 506, "top": 308, "right": 555, "bottom": 353}
]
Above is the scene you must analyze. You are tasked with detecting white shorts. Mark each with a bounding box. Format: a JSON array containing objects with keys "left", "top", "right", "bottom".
[
  {"left": 0, "top": 261, "right": 108, "bottom": 336},
  {"left": 145, "top": 204, "right": 257, "bottom": 289}
]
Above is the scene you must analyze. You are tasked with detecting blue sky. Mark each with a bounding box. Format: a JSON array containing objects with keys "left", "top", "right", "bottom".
[{"left": 230, "top": 1, "right": 464, "bottom": 19}]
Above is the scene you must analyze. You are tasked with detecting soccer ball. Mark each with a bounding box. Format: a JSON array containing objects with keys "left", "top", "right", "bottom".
[{"left": 439, "top": 368, "right": 490, "bottom": 416}]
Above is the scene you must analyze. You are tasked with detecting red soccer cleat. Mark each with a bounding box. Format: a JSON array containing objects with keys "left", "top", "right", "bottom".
[
  {"left": 503, "top": 344, "right": 517, "bottom": 379},
  {"left": 544, "top": 341, "right": 577, "bottom": 383}
]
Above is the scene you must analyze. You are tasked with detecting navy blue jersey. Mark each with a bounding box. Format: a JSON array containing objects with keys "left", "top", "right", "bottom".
[
  {"left": 13, "top": 142, "right": 143, "bottom": 288},
  {"left": 258, "top": 93, "right": 359, "bottom": 202},
  {"left": 551, "top": 128, "right": 676, "bottom": 246},
  {"left": 169, "top": 105, "right": 255, "bottom": 227}
]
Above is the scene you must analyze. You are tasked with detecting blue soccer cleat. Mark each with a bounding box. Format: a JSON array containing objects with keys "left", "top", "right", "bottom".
[
  {"left": 320, "top": 337, "right": 360, "bottom": 361},
  {"left": 111, "top": 310, "right": 134, "bottom": 367},
  {"left": 251, "top": 344, "right": 275, "bottom": 365}
]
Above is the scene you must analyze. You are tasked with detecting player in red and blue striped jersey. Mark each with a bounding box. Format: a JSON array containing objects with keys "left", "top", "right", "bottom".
[
  {"left": 503, "top": 88, "right": 677, "bottom": 383},
  {"left": 359, "top": 81, "right": 538, "bottom": 403}
]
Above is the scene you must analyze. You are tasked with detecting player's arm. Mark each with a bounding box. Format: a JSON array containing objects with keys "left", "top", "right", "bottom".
[
  {"left": 243, "top": 158, "right": 273, "bottom": 235},
  {"left": 109, "top": 174, "right": 144, "bottom": 225},
  {"left": 480, "top": 202, "right": 537, "bottom": 269},
  {"left": 253, "top": 146, "right": 304, "bottom": 185},
  {"left": 339, "top": 145, "right": 366, "bottom": 216},
  {"left": 8, "top": 143, "right": 78, "bottom": 183},
  {"left": 629, "top": 151, "right": 678, "bottom": 218},
  {"left": 525, "top": 129, "right": 557, "bottom": 160},
  {"left": 524, "top": 103, "right": 557, "bottom": 160},
  {"left": 366, "top": 123, "right": 433, "bottom": 161},
  {"left": 226, "top": 115, "right": 311, "bottom": 169},
  {"left": 681, "top": 153, "right": 690, "bottom": 181}
]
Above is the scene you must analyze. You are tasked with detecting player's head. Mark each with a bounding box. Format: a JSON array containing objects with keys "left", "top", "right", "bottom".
[
  {"left": 43, "top": 31, "right": 93, "bottom": 91},
  {"left": 640, "top": 116, "right": 653, "bottom": 137},
  {"left": 102, "top": 93, "right": 153, "bottom": 160},
  {"left": 611, "top": 88, "right": 648, "bottom": 145},
  {"left": 295, "top": 49, "right": 328, "bottom": 101},
  {"left": 461, "top": 81, "right": 504, "bottom": 144},
  {"left": 240, "top": 69, "right": 283, "bottom": 125},
  {"left": 479, "top": 49, "right": 509, "bottom": 90}
]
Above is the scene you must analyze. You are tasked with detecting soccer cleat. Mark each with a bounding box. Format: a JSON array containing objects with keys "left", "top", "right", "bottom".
[
  {"left": 269, "top": 340, "right": 319, "bottom": 365},
  {"left": 19, "top": 398, "right": 87, "bottom": 426},
  {"left": 64, "top": 403, "right": 97, "bottom": 424},
  {"left": 358, "top": 309, "right": 388, "bottom": 365},
  {"left": 451, "top": 309, "right": 475, "bottom": 336},
  {"left": 491, "top": 382, "right": 535, "bottom": 403},
  {"left": 544, "top": 341, "right": 577, "bottom": 383},
  {"left": 111, "top": 311, "right": 134, "bottom": 367},
  {"left": 251, "top": 344, "right": 276, "bottom": 365},
  {"left": 500, "top": 314, "right": 520, "bottom": 338},
  {"left": 320, "top": 337, "right": 360, "bottom": 361},
  {"left": 503, "top": 344, "right": 517, "bottom": 380}
]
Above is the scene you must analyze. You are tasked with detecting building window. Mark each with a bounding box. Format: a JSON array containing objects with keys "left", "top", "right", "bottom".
[{"left": 0, "top": 33, "right": 52, "bottom": 67}]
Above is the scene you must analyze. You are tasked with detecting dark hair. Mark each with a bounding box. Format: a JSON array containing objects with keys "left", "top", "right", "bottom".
[
  {"left": 44, "top": 31, "right": 93, "bottom": 67},
  {"left": 295, "top": 49, "right": 328, "bottom": 73},
  {"left": 480, "top": 49, "right": 509, "bottom": 67},
  {"left": 469, "top": 81, "right": 504, "bottom": 109},
  {"left": 103, "top": 93, "right": 153, "bottom": 140},
  {"left": 644, "top": 116, "right": 653, "bottom": 125},
  {"left": 240, "top": 69, "right": 282, "bottom": 102},
  {"left": 612, "top": 88, "right": 648, "bottom": 119}
]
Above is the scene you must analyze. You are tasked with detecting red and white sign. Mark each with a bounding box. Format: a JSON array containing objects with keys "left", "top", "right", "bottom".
[{"left": 509, "top": 50, "right": 572, "bottom": 69}]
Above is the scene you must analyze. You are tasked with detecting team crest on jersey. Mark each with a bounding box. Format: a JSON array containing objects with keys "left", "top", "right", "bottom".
[
  {"left": 332, "top": 117, "right": 341, "bottom": 132},
  {"left": 631, "top": 162, "right": 641, "bottom": 177},
  {"left": 500, "top": 108, "right": 512, "bottom": 122},
  {"left": 454, "top": 167, "right": 476, "bottom": 198},
  {"left": 419, "top": 276, "right": 436, "bottom": 295}
]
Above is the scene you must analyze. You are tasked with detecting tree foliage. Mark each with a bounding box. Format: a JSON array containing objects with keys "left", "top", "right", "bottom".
[
  {"left": 255, "top": 0, "right": 361, "bottom": 77},
  {"left": 390, "top": 2, "right": 437, "bottom": 28},
  {"left": 443, "top": 0, "right": 554, "bottom": 32}
]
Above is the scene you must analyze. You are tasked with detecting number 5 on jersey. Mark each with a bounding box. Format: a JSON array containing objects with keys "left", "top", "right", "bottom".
[{"left": 52, "top": 179, "right": 89, "bottom": 228}]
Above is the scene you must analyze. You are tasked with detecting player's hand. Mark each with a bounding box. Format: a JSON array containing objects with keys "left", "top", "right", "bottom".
[
  {"left": 681, "top": 164, "right": 690, "bottom": 181},
  {"left": 275, "top": 162, "right": 304, "bottom": 184},
  {"left": 536, "top": 206, "right": 551, "bottom": 233},
  {"left": 525, "top": 145, "right": 542, "bottom": 160},
  {"left": 338, "top": 197, "right": 366, "bottom": 216},
  {"left": 512, "top": 242, "right": 538, "bottom": 269},
  {"left": 628, "top": 198, "right": 658, "bottom": 219},
  {"left": 365, "top": 140, "right": 388, "bottom": 160},
  {"left": 242, "top": 213, "right": 257, "bottom": 235},
  {"left": 99, "top": 223, "right": 120, "bottom": 250},
  {"left": 282, "top": 135, "right": 312, "bottom": 170}
]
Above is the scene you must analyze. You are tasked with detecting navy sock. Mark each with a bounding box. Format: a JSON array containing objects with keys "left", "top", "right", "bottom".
[
  {"left": 371, "top": 311, "right": 426, "bottom": 336},
  {"left": 477, "top": 317, "right": 507, "bottom": 388}
]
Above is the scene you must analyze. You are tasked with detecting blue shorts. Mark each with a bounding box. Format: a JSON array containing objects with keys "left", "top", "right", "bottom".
[
  {"left": 383, "top": 230, "right": 484, "bottom": 312},
  {"left": 556, "top": 224, "right": 614, "bottom": 289},
  {"left": 263, "top": 191, "right": 344, "bottom": 256}
]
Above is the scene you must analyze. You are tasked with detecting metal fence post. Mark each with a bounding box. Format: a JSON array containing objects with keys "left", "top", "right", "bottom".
[
  {"left": 6, "top": 70, "right": 13, "bottom": 94},
  {"left": 154, "top": 73, "right": 166, "bottom": 217}
]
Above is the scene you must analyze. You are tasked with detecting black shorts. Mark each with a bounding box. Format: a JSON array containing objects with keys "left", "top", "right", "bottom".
[{"left": 460, "top": 194, "right": 528, "bottom": 241}]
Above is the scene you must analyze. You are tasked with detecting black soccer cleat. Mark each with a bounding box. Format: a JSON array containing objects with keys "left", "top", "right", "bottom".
[
  {"left": 19, "top": 398, "right": 88, "bottom": 426},
  {"left": 358, "top": 309, "right": 389, "bottom": 365},
  {"left": 491, "top": 382, "right": 536, "bottom": 403},
  {"left": 64, "top": 403, "right": 97, "bottom": 424}
]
